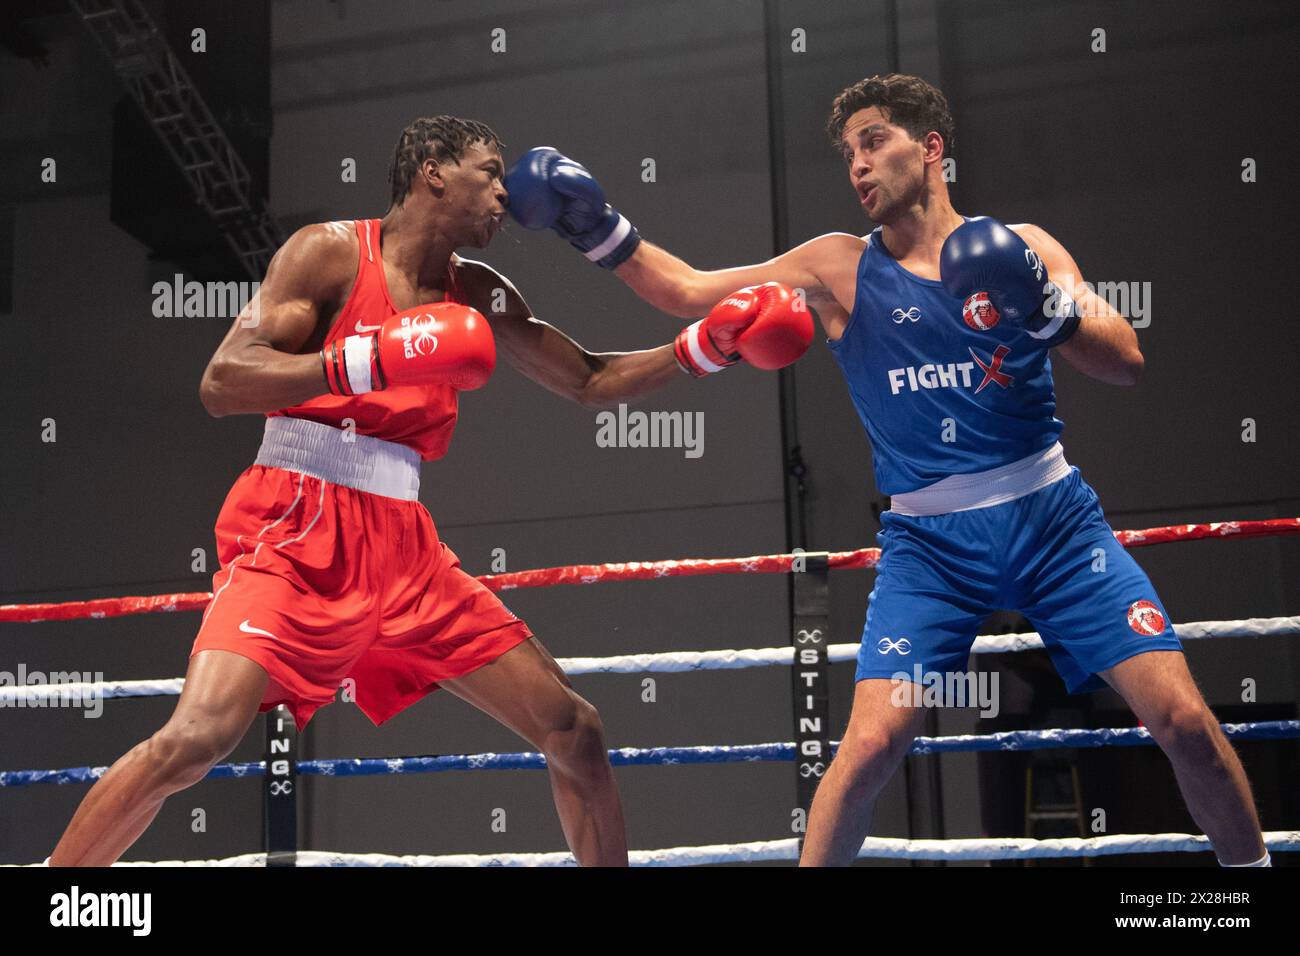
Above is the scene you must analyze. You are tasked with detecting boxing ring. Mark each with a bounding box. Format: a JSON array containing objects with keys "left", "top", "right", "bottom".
[{"left": 4, "top": 518, "right": 1299, "bottom": 866}]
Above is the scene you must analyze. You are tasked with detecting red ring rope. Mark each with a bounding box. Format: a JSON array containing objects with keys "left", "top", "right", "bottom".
[{"left": 1, "top": 518, "right": 1296, "bottom": 623}]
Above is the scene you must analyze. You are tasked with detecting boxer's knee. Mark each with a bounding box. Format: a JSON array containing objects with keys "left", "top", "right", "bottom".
[
  {"left": 145, "top": 716, "right": 244, "bottom": 793},
  {"left": 539, "top": 693, "right": 608, "bottom": 777},
  {"left": 833, "top": 721, "right": 914, "bottom": 796},
  {"left": 1145, "top": 697, "right": 1222, "bottom": 766}
]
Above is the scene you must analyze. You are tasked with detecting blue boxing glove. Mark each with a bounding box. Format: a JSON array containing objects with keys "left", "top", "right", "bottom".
[
  {"left": 504, "top": 147, "right": 641, "bottom": 270},
  {"left": 940, "top": 217, "right": 1081, "bottom": 347}
]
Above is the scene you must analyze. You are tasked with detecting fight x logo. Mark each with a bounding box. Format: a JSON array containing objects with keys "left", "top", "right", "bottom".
[
  {"left": 891, "top": 306, "right": 922, "bottom": 324},
  {"left": 970, "top": 344, "right": 1014, "bottom": 394},
  {"left": 887, "top": 345, "right": 1016, "bottom": 395}
]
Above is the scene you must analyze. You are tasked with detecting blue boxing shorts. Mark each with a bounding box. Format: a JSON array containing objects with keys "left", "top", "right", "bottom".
[{"left": 856, "top": 467, "right": 1182, "bottom": 693}]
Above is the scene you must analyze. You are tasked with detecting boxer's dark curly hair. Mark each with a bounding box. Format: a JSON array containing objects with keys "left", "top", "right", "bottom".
[
  {"left": 388, "top": 115, "right": 505, "bottom": 206},
  {"left": 826, "top": 74, "right": 954, "bottom": 159}
]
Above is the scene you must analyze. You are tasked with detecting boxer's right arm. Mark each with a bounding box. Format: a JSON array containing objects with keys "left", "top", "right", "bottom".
[
  {"left": 613, "top": 234, "right": 855, "bottom": 320},
  {"left": 503, "top": 145, "right": 856, "bottom": 327},
  {"left": 199, "top": 224, "right": 354, "bottom": 416}
]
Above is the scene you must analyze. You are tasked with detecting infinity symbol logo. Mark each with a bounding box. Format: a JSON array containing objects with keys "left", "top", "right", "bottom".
[{"left": 876, "top": 637, "right": 912, "bottom": 655}]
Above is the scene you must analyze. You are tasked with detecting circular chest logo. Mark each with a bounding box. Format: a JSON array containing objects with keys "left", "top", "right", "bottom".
[
  {"left": 962, "top": 292, "right": 1000, "bottom": 331},
  {"left": 1127, "top": 599, "right": 1166, "bottom": 636}
]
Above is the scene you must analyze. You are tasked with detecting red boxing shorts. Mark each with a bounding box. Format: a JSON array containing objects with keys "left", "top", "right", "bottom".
[{"left": 192, "top": 418, "right": 532, "bottom": 730}]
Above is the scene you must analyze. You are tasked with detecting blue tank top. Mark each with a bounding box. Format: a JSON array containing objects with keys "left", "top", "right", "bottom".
[{"left": 827, "top": 225, "right": 1064, "bottom": 495}]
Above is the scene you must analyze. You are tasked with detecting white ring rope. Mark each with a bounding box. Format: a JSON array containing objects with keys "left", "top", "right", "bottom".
[
  {"left": 2, "top": 616, "right": 1294, "bottom": 701},
  {"left": 33, "top": 829, "right": 1298, "bottom": 867}
]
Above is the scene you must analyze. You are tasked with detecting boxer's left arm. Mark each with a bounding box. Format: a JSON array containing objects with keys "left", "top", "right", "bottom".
[
  {"left": 1010, "top": 224, "right": 1144, "bottom": 385},
  {"left": 457, "top": 260, "right": 680, "bottom": 408}
]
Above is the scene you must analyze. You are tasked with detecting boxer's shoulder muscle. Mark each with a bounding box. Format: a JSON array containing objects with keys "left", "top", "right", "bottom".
[
  {"left": 1006, "top": 223, "right": 1082, "bottom": 283},
  {"left": 808, "top": 230, "right": 866, "bottom": 282},
  {"left": 267, "top": 221, "right": 359, "bottom": 304},
  {"left": 266, "top": 222, "right": 361, "bottom": 344},
  {"left": 1006, "top": 222, "right": 1041, "bottom": 248},
  {"left": 799, "top": 232, "right": 865, "bottom": 336},
  {"left": 1006, "top": 222, "right": 1056, "bottom": 260},
  {"left": 452, "top": 255, "right": 527, "bottom": 317}
]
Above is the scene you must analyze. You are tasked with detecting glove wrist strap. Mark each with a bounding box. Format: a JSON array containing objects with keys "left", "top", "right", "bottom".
[
  {"left": 572, "top": 207, "right": 641, "bottom": 269},
  {"left": 1026, "top": 284, "right": 1082, "bottom": 348},
  {"left": 674, "top": 320, "right": 736, "bottom": 377}
]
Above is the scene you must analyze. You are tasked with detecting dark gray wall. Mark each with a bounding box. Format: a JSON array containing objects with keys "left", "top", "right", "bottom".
[{"left": 1, "top": 0, "right": 1296, "bottom": 865}]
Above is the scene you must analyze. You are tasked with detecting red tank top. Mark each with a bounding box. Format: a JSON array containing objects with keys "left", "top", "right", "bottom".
[{"left": 271, "top": 219, "right": 460, "bottom": 461}]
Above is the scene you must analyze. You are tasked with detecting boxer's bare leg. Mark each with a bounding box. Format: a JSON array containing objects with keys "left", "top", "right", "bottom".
[
  {"left": 800, "top": 678, "right": 928, "bottom": 866},
  {"left": 50, "top": 650, "right": 267, "bottom": 866},
  {"left": 1102, "top": 650, "right": 1266, "bottom": 865},
  {"left": 443, "top": 637, "right": 628, "bottom": 866}
]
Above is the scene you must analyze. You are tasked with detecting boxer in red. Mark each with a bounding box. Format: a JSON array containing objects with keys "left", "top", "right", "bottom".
[{"left": 49, "top": 116, "right": 811, "bottom": 867}]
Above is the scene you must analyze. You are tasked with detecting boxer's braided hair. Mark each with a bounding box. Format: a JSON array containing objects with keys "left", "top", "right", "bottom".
[
  {"left": 826, "top": 74, "right": 954, "bottom": 159},
  {"left": 388, "top": 115, "right": 505, "bottom": 206}
]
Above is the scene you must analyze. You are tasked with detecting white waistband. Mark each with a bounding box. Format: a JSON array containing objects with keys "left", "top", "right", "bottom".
[
  {"left": 254, "top": 416, "right": 421, "bottom": 501},
  {"left": 889, "top": 442, "right": 1071, "bottom": 517}
]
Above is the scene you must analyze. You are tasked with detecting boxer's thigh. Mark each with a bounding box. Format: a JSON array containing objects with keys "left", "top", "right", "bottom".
[
  {"left": 1010, "top": 469, "right": 1181, "bottom": 694},
  {"left": 856, "top": 509, "right": 1000, "bottom": 685}
]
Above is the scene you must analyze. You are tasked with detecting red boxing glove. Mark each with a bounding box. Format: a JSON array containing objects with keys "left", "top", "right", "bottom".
[
  {"left": 674, "top": 282, "right": 812, "bottom": 377},
  {"left": 321, "top": 303, "right": 496, "bottom": 395},
  {"left": 735, "top": 282, "right": 813, "bottom": 370},
  {"left": 673, "top": 288, "right": 756, "bottom": 376}
]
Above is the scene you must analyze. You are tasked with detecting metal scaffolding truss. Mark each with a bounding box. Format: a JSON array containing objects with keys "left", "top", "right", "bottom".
[{"left": 70, "top": 0, "right": 283, "bottom": 278}]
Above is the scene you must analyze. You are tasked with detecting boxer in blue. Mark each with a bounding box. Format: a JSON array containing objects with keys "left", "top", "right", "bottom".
[{"left": 504, "top": 73, "right": 1269, "bottom": 867}]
